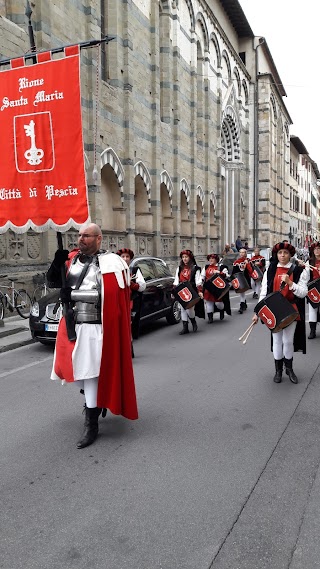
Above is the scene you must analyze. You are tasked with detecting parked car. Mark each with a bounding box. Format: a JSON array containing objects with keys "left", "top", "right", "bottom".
[
  {"left": 130, "top": 256, "right": 181, "bottom": 338},
  {"left": 30, "top": 289, "right": 61, "bottom": 345},
  {"left": 29, "top": 256, "right": 181, "bottom": 345}
]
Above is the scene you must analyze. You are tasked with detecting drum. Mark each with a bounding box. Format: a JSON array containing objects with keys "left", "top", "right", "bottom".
[
  {"left": 203, "top": 274, "right": 230, "bottom": 300},
  {"left": 231, "top": 272, "right": 250, "bottom": 293},
  {"left": 173, "top": 281, "right": 200, "bottom": 309},
  {"left": 307, "top": 277, "right": 320, "bottom": 308},
  {"left": 254, "top": 291, "right": 299, "bottom": 332},
  {"left": 251, "top": 266, "right": 264, "bottom": 281}
]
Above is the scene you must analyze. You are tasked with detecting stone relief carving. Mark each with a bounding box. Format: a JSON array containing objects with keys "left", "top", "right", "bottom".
[
  {"left": 27, "top": 233, "right": 42, "bottom": 259},
  {"left": 161, "top": 237, "right": 174, "bottom": 257},
  {"left": 136, "top": 235, "right": 153, "bottom": 256}
]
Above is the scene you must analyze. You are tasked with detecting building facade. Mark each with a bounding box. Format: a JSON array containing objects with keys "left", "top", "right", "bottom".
[
  {"left": 289, "top": 136, "right": 319, "bottom": 248},
  {"left": 0, "top": 0, "right": 314, "bottom": 278}
]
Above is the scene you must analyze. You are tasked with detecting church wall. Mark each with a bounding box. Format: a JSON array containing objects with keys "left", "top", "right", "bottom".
[{"left": 0, "top": 0, "right": 252, "bottom": 281}]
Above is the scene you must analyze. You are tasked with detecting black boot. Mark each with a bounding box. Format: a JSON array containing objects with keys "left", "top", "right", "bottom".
[
  {"left": 273, "top": 359, "right": 283, "bottom": 383},
  {"left": 238, "top": 302, "right": 245, "bottom": 314},
  {"left": 284, "top": 358, "right": 298, "bottom": 384},
  {"left": 219, "top": 310, "right": 225, "bottom": 321},
  {"left": 207, "top": 312, "right": 213, "bottom": 323},
  {"left": 190, "top": 318, "right": 198, "bottom": 332},
  {"left": 244, "top": 300, "right": 248, "bottom": 310},
  {"left": 179, "top": 321, "right": 189, "bottom": 335},
  {"left": 308, "top": 322, "right": 316, "bottom": 339},
  {"left": 77, "top": 407, "right": 102, "bottom": 449},
  {"left": 131, "top": 342, "right": 135, "bottom": 358}
]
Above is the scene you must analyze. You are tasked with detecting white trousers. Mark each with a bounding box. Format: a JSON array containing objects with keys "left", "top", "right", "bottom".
[
  {"left": 205, "top": 300, "right": 224, "bottom": 312},
  {"left": 309, "top": 304, "right": 319, "bottom": 323},
  {"left": 251, "top": 279, "right": 261, "bottom": 296},
  {"left": 272, "top": 322, "right": 297, "bottom": 360},
  {"left": 77, "top": 377, "right": 98, "bottom": 408},
  {"left": 180, "top": 305, "right": 195, "bottom": 322},
  {"left": 239, "top": 292, "right": 246, "bottom": 303}
]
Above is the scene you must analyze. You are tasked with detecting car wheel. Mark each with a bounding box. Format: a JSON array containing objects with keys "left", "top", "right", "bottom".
[{"left": 166, "top": 300, "right": 181, "bottom": 325}]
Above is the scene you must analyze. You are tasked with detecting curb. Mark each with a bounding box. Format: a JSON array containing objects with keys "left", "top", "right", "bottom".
[
  {"left": 0, "top": 338, "right": 35, "bottom": 354},
  {"left": 0, "top": 326, "right": 28, "bottom": 339}
]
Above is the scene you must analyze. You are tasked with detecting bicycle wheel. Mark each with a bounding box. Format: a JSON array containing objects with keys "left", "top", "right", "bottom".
[
  {"left": 15, "top": 289, "right": 32, "bottom": 318},
  {"left": 0, "top": 295, "right": 5, "bottom": 320}
]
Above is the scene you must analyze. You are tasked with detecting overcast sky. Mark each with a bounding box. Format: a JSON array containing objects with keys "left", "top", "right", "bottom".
[{"left": 239, "top": 0, "right": 319, "bottom": 165}]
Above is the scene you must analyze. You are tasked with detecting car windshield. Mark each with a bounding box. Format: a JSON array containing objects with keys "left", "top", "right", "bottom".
[
  {"left": 154, "top": 260, "right": 172, "bottom": 278},
  {"left": 136, "top": 260, "right": 156, "bottom": 281}
]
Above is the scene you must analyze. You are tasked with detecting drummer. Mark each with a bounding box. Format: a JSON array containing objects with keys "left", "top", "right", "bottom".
[
  {"left": 173, "top": 249, "right": 203, "bottom": 335},
  {"left": 232, "top": 248, "right": 253, "bottom": 314},
  {"left": 307, "top": 241, "right": 320, "bottom": 339},
  {"left": 201, "top": 254, "right": 231, "bottom": 323},
  {"left": 252, "top": 242, "right": 309, "bottom": 384},
  {"left": 116, "top": 248, "right": 146, "bottom": 305},
  {"left": 250, "top": 247, "right": 265, "bottom": 299}
]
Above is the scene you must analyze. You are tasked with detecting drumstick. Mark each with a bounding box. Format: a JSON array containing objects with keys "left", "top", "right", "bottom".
[
  {"left": 243, "top": 324, "right": 255, "bottom": 344},
  {"left": 299, "top": 261, "right": 317, "bottom": 271},
  {"left": 239, "top": 322, "right": 255, "bottom": 341}
]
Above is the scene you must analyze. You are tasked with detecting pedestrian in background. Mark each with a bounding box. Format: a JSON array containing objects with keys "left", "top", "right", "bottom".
[
  {"left": 235, "top": 236, "right": 242, "bottom": 251},
  {"left": 221, "top": 243, "right": 233, "bottom": 256}
]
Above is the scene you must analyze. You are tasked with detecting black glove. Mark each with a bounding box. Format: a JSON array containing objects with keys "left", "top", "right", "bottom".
[
  {"left": 53, "top": 249, "right": 69, "bottom": 268},
  {"left": 59, "top": 286, "right": 72, "bottom": 304}
]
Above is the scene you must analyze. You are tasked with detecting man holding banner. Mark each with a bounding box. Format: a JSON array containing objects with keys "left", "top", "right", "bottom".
[
  {"left": 0, "top": 48, "right": 138, "bottom": 448},
  {"left": 47, "top": 223, "right": 138, "bottom": 449}
]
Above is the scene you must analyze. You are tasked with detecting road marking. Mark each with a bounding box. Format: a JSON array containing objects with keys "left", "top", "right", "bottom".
[{"left": 0, "top": 356, "right": 52, "bottom": 378}]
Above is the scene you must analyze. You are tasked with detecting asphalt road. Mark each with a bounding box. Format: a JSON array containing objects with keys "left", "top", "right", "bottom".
[{"left": 1, "top": 292, "right": 320, "bottom": 569}]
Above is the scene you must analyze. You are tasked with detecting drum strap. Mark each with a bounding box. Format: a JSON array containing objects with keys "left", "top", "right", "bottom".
[
  {"left": 267, "top": 263, "right": 302, "bottom": 295},
  {"left": 178, "top": 264, "right": 200, "bottom": 285},
  {"left": 279, "top": 264, "right": 294, "bottom": 291}
]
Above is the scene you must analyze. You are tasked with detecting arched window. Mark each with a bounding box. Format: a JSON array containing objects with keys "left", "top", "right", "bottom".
[
  {"left": 134, "top": 161, "right": 152, "bottom": 232},
  {"left": 160, "top": 171, "right": 173, "bottom": 234},
  {"left": 100, "top": 148, "right": 125, "bottom": 231},
  {"left": 196, "top": 185, "right": 205, "bottom": 237}
]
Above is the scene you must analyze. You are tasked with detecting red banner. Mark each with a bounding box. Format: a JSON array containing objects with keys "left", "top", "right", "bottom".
[{"left": 0, "top": 49, "right": 89, "bottom": 233}]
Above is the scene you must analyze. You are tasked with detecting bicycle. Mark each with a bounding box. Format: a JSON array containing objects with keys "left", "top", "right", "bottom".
[
  {"left": 0, "top": 275, "right": 32, "bottom": 320},
  {"left": 32, "top": 272, "right": 52, "bottom": 302}
]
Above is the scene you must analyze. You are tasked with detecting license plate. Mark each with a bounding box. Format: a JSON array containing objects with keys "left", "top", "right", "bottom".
[{"left": 45, "top": 323, "right": 59, "bottom": 332}]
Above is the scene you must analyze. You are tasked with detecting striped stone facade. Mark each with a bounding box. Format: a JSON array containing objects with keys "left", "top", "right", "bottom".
[{"left": 0, "top": 0, "right": 295, "bottom": 278}]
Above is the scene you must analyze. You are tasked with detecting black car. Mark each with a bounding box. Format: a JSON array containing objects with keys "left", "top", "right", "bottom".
[
  {"left": 29, "top": 256, "right": 181, "bottom": 345},
  {"left": 130, "top": 256, "right": 180, "bottom": 338}
]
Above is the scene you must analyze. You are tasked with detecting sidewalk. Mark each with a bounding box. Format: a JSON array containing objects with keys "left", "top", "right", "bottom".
[{"left": 0, "top": 314, "right": 35, "bottom": 353}]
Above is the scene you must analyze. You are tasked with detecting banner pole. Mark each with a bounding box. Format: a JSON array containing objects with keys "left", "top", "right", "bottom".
[
  {"left": 24, "top": 2, "right": 67, "bottom": 290},
  {"left": 0, "top": 36, "right": 115, "bottom": 68}
]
